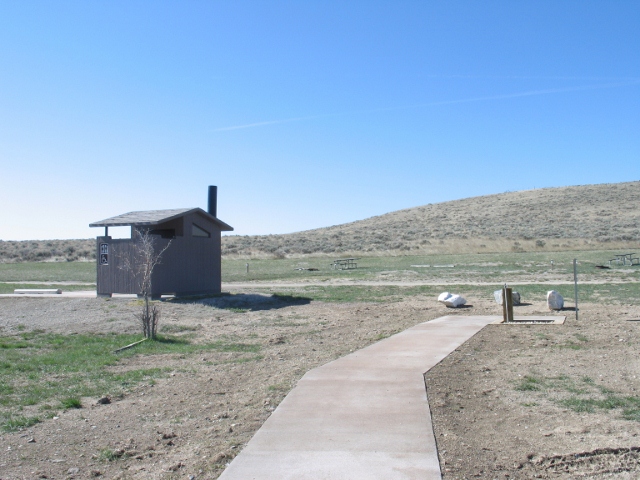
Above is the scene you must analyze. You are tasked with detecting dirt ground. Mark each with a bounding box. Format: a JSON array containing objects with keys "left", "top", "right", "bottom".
[{"left": 1, "top": 290, "right": 639, "bottom": 479}]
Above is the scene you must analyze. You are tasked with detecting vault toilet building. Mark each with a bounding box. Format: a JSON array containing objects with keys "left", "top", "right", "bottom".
[{"left": 89, "top": 186, "right": 233, "bottom": 297}]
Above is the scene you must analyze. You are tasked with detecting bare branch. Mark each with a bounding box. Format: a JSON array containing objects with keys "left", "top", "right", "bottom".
[{"left": 121, "top": 229, "right": 172, "bottom": 339}]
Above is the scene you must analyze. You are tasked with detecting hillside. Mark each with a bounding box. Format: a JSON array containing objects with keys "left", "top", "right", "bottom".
[
  {"left": 0, "top": 239, "right": 95, "bottom": 263},
  {"left": 1, "top": 181, "right": 639, "bottom": 262},
  {"left": 221, "top": 181, "right": 640, "bottom": 257}
]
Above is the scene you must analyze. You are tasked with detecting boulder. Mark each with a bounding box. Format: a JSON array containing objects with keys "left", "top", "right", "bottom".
[
  {"left": 547, "top": 290, "right": 564, "bottom": 310},
  {"left": 438, "top": 292, "right": 467, "bottom": 308},
  {"left": 493, "top": 289, "right": 521, "bottom": 305}
]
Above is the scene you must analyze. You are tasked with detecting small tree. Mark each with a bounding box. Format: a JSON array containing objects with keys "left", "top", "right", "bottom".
[{"left": 125, "top": 229, "right": 171, "bottom": 339}]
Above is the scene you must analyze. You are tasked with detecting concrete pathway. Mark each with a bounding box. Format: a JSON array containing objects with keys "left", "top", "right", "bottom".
[{"left": 219, "top": 315, "right": 502, "bottom": 480}]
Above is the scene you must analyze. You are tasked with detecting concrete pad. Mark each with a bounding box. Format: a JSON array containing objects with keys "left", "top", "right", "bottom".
[
  {"left": 14, "top": 288, "right": 62, "bottom": 294},
  {"left": 219, "top": 315, "right": 498, "bottom": 480},
  {"left": 492, "top": 315, "right": 566, "bottom": 324}
]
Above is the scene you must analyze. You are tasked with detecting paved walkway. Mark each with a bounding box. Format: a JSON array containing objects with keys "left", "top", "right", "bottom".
[{"left": 219, "top": 315, "right": 503, "bottom": 480}]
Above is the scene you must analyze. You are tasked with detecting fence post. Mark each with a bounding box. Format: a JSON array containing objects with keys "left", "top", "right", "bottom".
[
  {"left": 502, "top": 285, "right": 514, "bottom": 323},
  {"left": 573, "top": 259, "right": 579, "bottom": 321}
]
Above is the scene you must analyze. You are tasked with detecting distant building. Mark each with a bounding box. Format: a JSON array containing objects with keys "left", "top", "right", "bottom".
[{"left": 89, "top": 186, "right": 233, "bottom": 297}]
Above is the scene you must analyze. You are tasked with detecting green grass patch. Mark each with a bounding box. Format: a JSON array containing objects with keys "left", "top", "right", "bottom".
[
  {"left": 205, "top": 340, "right": 260, "bottom": 353},
  {"left": 0, "top": 331, "right": 260, "bottom": 432},
  {"left": 0, "top": 262, "right": 95, "bottom": 283},
  {"left": 2, "top": 415, "right": 40, "bottom": 432},
  {"left": 60, "top": 397, "right": 82, "bottom": 409},
  {"left": 560, "top": 395, "right": 640, "bottom": 417},
  {"left": 222, "top": 249, "right": 639, "bottom": 284},
  {"left": 267, "top": 383, "right": 289, "bottom": 392},
  {"left": 161, "top": 324, "right": 201, "bottom": 333},
  {"left": 516, "top": 375, "right": 543, "bottom": 391},
  {"left": 98, "top": 448, "right": 124, "bottom": 462},
  {"left": 515, "top": 373, "right": 640, "bottom": 421}
]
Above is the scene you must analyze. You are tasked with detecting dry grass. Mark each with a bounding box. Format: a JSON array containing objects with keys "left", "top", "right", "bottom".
[
  {"left": 0, "top": 239, "right": 95, "bottom": 263},
  {"left": 222, "top": 181, "right": 640, "bottom": 257},
  {"left": 3, "top": 182, "right": 640, "bottom": 262}
]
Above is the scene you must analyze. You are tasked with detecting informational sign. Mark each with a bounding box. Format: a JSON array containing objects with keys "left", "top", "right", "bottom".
[{"left": 99, "top": 243, "right": 109, "bottom": 266}]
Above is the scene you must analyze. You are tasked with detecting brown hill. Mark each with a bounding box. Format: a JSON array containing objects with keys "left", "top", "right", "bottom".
[
  {"left": 2, "top": 182, "right": 639, "bottom": 262},
  {"left": 222, "top": 181, "right": 640, "bottom": 257},
  {"left": 0, "top": 239, "right": 95, "bottom": 263}
]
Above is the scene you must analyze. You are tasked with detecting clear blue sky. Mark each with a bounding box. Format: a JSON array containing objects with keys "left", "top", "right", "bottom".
[{"left": 1, "top": 1, "right": 639, "bottom": 240}]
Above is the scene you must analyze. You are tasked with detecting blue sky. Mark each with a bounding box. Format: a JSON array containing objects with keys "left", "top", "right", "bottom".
[{"left": 1, "top": 1, "right": 639, "bottom": 240}]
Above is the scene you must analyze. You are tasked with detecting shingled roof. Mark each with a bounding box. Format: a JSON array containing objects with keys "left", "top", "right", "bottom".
[{"left": 89, "top": 208, "right": 233, "bottom": 231}]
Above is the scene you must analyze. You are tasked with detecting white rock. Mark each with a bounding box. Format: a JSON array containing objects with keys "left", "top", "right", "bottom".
[
  {"left": 438, "top": 292, "right": 466, "bottom": 308},
  {"left": 437, "top": 292, "right": 451, "bottom": 302},
  {"left": 493, "top": 290, "right": 522, "bottom": 305},
  {"left": 547, "top": 290, "right": 564, "bottom": 310}
]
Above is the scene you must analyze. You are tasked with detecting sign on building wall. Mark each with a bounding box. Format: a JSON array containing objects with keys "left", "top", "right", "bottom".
[{"left": 100, "top": 243, "right": 109, "bottom": 265}]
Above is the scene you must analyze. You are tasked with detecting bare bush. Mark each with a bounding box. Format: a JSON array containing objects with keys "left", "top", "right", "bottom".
[{"left": 122, "top": 230, "right": 171, "bottom": 339}]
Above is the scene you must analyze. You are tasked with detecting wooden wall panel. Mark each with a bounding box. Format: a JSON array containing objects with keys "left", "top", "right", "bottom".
[{"left": 95, "top": 211, "right": 224, "bottom": 296}]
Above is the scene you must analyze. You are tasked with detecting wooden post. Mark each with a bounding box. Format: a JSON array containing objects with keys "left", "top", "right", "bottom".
[{"left": 502, "top": 285, "right": 513, "bottom": 323}]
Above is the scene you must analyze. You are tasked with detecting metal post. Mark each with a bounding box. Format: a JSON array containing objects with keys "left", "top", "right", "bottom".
[
  {"left": 502, "top": 285, "right": 507, "bottom": 323},
  {"left": 246, "top": 263, "right": 249, "bottom": 274},
  {"left": 573, "top": 258, "right": 579, "bottom": 321}
]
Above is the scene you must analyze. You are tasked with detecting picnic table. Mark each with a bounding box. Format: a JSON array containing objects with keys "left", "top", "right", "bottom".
[
  {"left": 331, "top": 258, "right": 359, "bottom": 270},
  {"left": 608, "top": 253, "right": 640, "bottom": 266}
]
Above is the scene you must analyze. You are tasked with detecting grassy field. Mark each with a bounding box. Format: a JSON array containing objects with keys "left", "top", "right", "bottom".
[
  {"left": 234, "top": 282, "right": 640, "bottom": 306},
  {"left": 0, "top": 262, "right": 95, "bottom": 283},
  {"left": 222, "top": 249, "right": 639, "bottom": 283},
  {"left": 0, "top": 331, "right": 260, "bottom": 432},
  {"left": 2, "top": 250, "right": 639, "bottom": 302},
  {"left": 0, "top": 262, "right": 96, "bottom": 294}
]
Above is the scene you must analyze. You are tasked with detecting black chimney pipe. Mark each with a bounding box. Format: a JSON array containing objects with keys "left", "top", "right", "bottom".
[{"left": 208, "top": 185, "right": 217, "bottom": 217}]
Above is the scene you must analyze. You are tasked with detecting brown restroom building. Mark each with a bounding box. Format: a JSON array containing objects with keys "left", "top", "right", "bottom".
[{"left": 89, "top": 186, "right": 233, "bottom": 297}]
